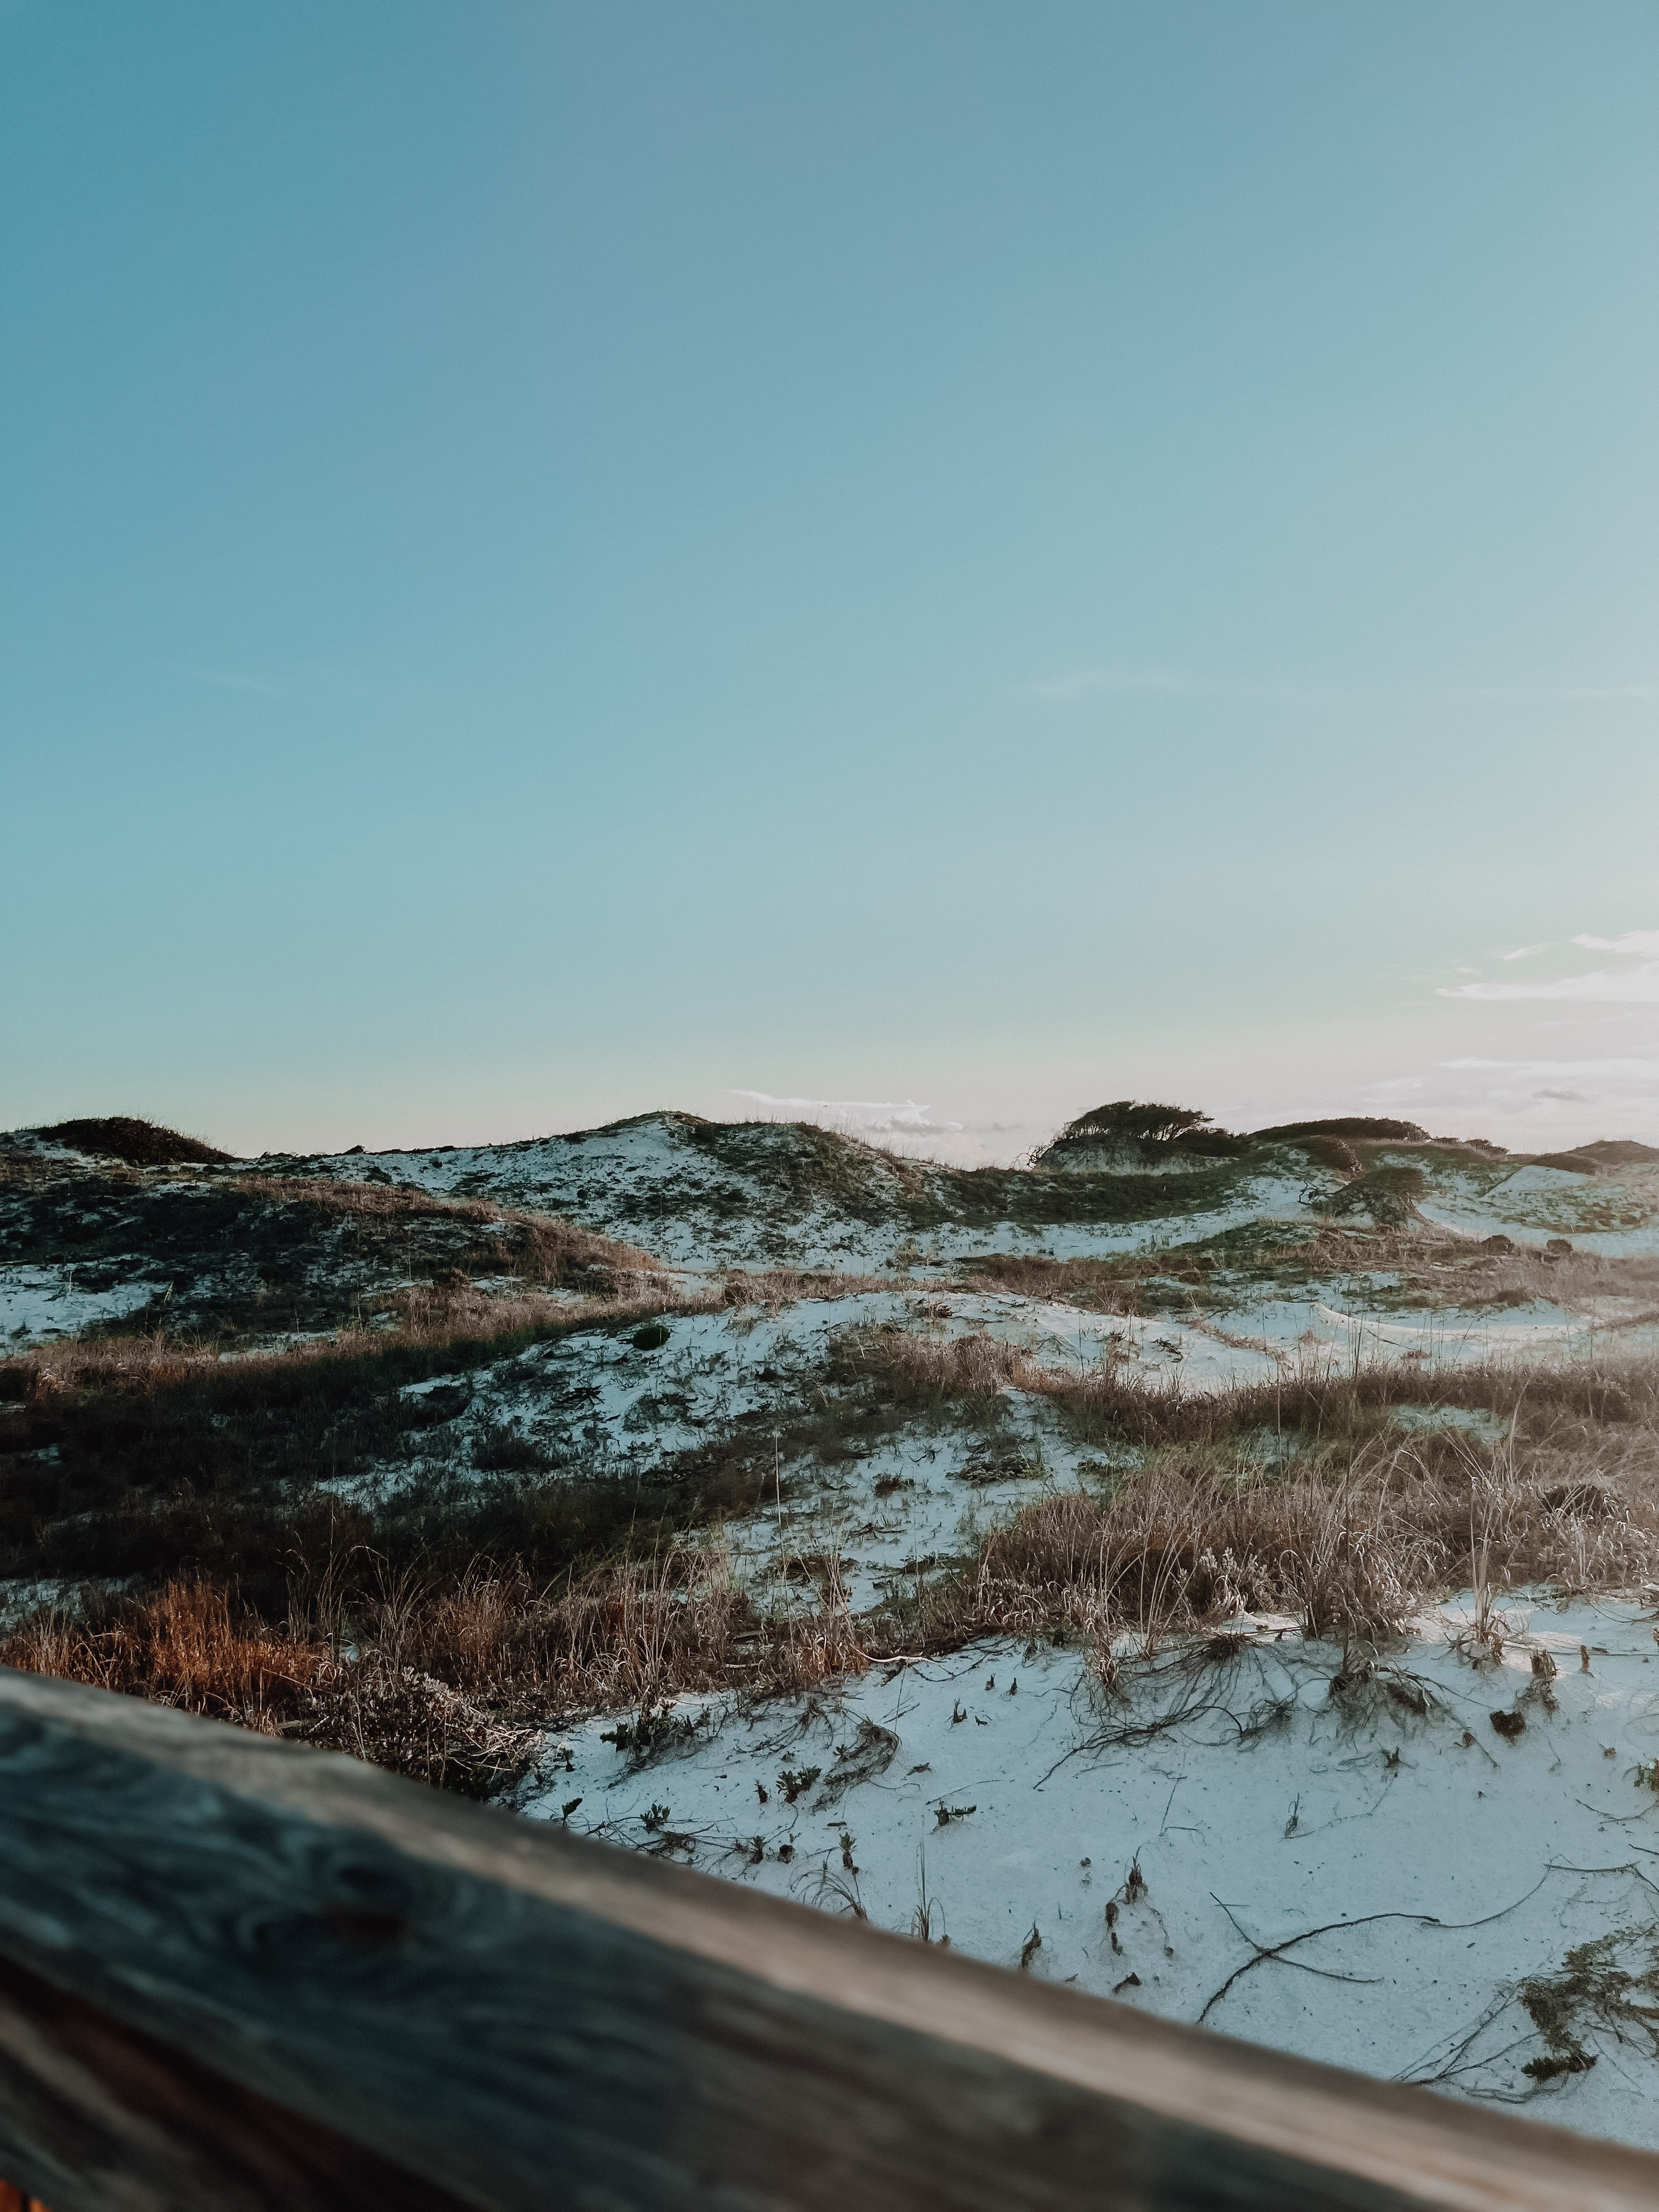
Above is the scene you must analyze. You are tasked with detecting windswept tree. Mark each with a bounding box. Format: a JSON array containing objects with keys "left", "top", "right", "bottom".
[{"left": 1058, "top": 1101, "right": 1218, "bottom": 1148}]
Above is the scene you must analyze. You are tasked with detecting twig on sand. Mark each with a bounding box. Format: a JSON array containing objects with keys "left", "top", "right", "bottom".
[
  {"left": 1198, "top": 1874, "right": 1553, "bottom": 2025},
  {"left": 1403, "top": 1868, "right": 1659, "bottom": 2097}
]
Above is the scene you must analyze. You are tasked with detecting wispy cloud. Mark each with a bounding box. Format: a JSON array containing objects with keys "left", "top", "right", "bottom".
[
  {"left": 1441, "top": 684, "right": 1659, "bottom": 703},
  {"left": 1438, "top": 929, "right": 1659, "bottom": 1005},
  {"left": 726, "top": 1089, "right": 1036, "bottom": 1169},
  {"left": 1032, "top": 670, "right": 1659, "bottom": 709},
  {"left": 1029, "top": 667, "right": 1329, "bottom": 705},
  {"left": 730, "top": 1090, "right": 964, "bottom": 1135},
  {"left": 1439, "top": 968, "right": 1659, "bottom": 1004},
  {"left": 1443, "top": 1058, "right": 1659, "bottom": 1078},
  {"left": 180, "top": 661, "right": 421, "bottom": 706},
  {"left": 1573, "top": 930, "right": 1659, "bottom": 957},
  {"left": 1356, "top": 1075, "right": 1427, "bottom": 1101},
  {"left": 1500, "top": 943, "right": 1548, "bottom": 961}
]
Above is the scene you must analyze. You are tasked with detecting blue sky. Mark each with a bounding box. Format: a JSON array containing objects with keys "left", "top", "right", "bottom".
[{"left": 4, "top": 1, "right": 1656, "bottom": 1160}]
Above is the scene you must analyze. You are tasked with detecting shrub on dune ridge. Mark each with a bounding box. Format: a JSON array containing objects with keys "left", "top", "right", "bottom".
[
  {"left": 36, "top": 1115, "right": 232, "bottom": 1166},
  {"left": 1250, "top": 1116, "right": 1430, "bottom": 1144},
  {"left": 1060, "top": 1102, "right": 1221, "bottom": 1148}
]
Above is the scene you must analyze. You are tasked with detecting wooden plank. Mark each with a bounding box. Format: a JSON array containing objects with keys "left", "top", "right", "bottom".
[
  {"left": 2, "top": 1663, "right": 1657, "bottom": 2212},
  {"left": 0, "top": 1957, "right": 473, "bottom": 2212}
]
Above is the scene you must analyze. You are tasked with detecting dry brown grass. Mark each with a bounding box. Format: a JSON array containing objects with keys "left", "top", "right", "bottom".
[
  {"left": 918, "top": 1362, "right": 1659, "bottom": 1671},
  {"left": 36, "top": 1116, "right": 230, "bottom": 1167},
  {"left": 956, "top": 1252, "right": 1147, "bottom": 1311},
  {"left": 839, "top": 1328, "right": 1659, "bottom": 1664},
  {"left": 1283, "top": 1224, "right": 1659, "bottom": 1316},
  {"left": 0, "top": 1543, "right": 876, "bottom": 1797},
  {"left": 387, "top": 1546, "right": 872, "bottom": 1719},
  {"left": 852, "top": 1316, "right": 1655, "bottom": 1442},
  {"left": 960, "top": 1227, "right": 1659, "bottom": 1327},
  {"left": 0, "top": 1578, "right": 541, "bottom": 1797},
  {"left": 718, "top": 1267, "right": 911, "bottom": 1310},
  {"left": 1, "top": 1579, "right": 326, "bottom": 1720},
  {"left": 4, "top": 1273, "right": 722, "bottom": 1404},
  {"left": 10, "top": 1275, "right": 1659, "bottom": 1792},
  {"left": 2, "top": 1262, "right": 896, "bottom": 1411},
  {"left": 226, "top": 1173, "right": 646, "bottom": 1253},
  {"left": 9, "top": 1359, "right": 1657, "bottom": 1778},
  {"left": 225, "top": 1174, "right": 666, "bottom": 1288},
  {"left": 851, "top": 1323, "right": 1038, "bottom": 1403},
  {"left": 950, "top": 1452, "right": 1449, "bottom": 1656}
]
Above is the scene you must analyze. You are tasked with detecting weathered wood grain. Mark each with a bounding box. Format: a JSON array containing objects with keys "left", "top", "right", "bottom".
[
  {"left": 0, "top": 1957, "right": 473, "bottom": 2212},
  {"left": 2, "top": 1663, "right": 1657, "bottom": 2212}
]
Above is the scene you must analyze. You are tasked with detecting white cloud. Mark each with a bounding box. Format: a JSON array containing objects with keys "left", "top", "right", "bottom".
[
  {"left": 730, "top": 1090, "right": 963, "bottom": 1135},
  {"left": 1029, "top": 667, "right": 1333, "bottom": 705},
  {"left": 1571, "top": 930, "right": 1659, "bottom": 956},
  {"left": 1356, "top": 1075, "right": 1426, "bottom": 1100},
  {"left": 1439, "top": 967, "right": 1659, "bottom": 1003},
  {"left": 724, "top": 1090, "right": 1049, "bottom": 1168},
  {"left": 1500, "top": 943, "right": 1549, "bottom": 961},
  {"left": 1034, "top": 671, "right": 1659, "bottom": 709},
  {"left": 1440, "top": 684, "right": 1659, "bottom": 703},
  {"left": 1398, "top": 1056, "right": 1659, "bottom": 1143},
  {"left": 1032, "top": 667, "right": 1210, "bottom": 703},
  {"left": 1442, "top": 1058, "right": 1659, "bottom": 1077},
  {"left": 1439, "top": 929, "right": 1659, "bottom": 1003}
]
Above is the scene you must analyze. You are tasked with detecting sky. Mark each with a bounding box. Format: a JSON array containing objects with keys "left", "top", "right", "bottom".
[{"left": 3, "top": 1, "right": 1656, "bottom": 1164}]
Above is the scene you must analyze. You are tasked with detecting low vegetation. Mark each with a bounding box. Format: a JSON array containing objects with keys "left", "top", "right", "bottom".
[
  {"left": 7, "top": 1101, "right": 1659, "bottom": 1809},
  {"left": 9, "top": 1269, "right": 1656, "bottom": 1797},
  {"left": 0, "top": 1149, "right": 668, "bottom": 1343},
  {"left": 1034, "top": 1099, "right": 1248, "bottom": 1167},
  {"left": 36, "top": 1115, "right": 233, "bottom": 1166}
]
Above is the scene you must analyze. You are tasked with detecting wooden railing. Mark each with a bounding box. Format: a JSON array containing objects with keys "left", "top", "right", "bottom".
[{"left": 2, "top": 1666, "right": 1657, "bottom": 2212}]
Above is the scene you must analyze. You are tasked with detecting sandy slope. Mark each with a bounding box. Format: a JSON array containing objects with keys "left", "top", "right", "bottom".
[{"left": 534, "top": 1595, "right": 1659, "bottom": 2148}]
